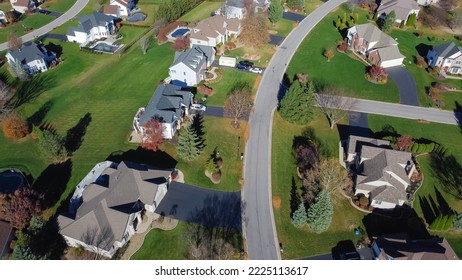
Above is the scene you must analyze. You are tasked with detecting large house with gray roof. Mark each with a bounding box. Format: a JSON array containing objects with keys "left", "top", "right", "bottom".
[
  {"left": 6, "top": 42, "right": 56, "bottom": 76},
  {"left": 57, "top": 161, "right": 174, "bottom": 258},
  {"left": 169, "top": 45, "right": 215, "bottom": 86},
  {"left": 347, "top": 23, "right": 405, "bottom": 68},
  {"left": 377, "top": 0, "right": 420, "bottom": 25},
  {"left": 347, "top": 136, "right": 415, "bottom": 209},
  {"left": 190, "top": 15, "right": 241, "bottom": 48},
  {"left": 133, "top": 84, "right": 193, "bottom": 140},
  {"left": 66, "top": 12, "right": 115, "bottom": 45},
  {"left": 426, "top": 42, "right": 462, "bottom": 75},
  {"left": 224, "top": 0, "right": 270, "bottom": 19}
]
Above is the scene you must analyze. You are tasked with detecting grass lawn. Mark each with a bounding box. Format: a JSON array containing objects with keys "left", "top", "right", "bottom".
[
  {"left": 41, "top": 0, "right": 77, "bottom": 13},
  {"left": 137, "top": 3, "right": 159, "bottom": 25},
  {"left": 367, "top": 114, "right": 462, "bottom": 256},
  {"left": 131, "top": 221, "right": 189, "bottom": 260},
  {"left": 160, "top": 116, "right": 246, "bottom": 192},
  {"left": 178, "top": 1, "right": 224, "bottom": 22},
  {"left": 22, "top": 14, "right": 55, "bottom": 30},
  {"left": 304, "top": 0, "right": 325, "bottom": 14},
  {"left": 272, "top": 112, "right": 367, "bottom": 259},
  {"left": 203, "top": 69, "right": 258, "bottom": 106},
  {"left": 388, "top": 28, "right": 462, "bottom": 110},
  {"left": 225, "top": 44, "right": 276, "bottom": 67},
  {"left": 287, "top": 6, "right": 400, "bottom": 103},
  {"left": 118, "top": 25, "right": 151, "bottom": 44},
  {"left": 268, "top": 18, "right": 295, "bottom": 37}
]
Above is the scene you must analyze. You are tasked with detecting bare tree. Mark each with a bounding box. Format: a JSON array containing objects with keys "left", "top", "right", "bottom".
[
  {"left": 7, "top": 33, "right": 22, "bottom": 51},
  {"left": 224, "top": 87, "right": 253, "bottom": 128},
  {"left": 139, "top": 36, "right": 152, "bottom": 55},
  {"left": 0, "top": 81, "right": 13, "bottom": 116},
  {"left": 81, "top": 225, "right": 114, "bottom": 260},
  {"left": 449, "top": 12, "right": 462, "bottom": 30},
  {"left": 316, "top": 87, "right": 356, "bottom": 129},
  {"left": 239, "top": 14, "right": 270, "bottom": 49},
  {"left": 318, "top": 159, "right": 352, "bottom": 201},
  {"left": 439, "top": 0, "right": 457, "bottom": 12}
]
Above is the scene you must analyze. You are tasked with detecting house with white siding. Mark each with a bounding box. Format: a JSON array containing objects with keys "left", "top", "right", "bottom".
[
  {"left": 169, "top": 45, "right": 215, "bottom": 87},
  {"left": 426, "top": 42, "right": 462, "bottom": 75},
  {"left": 66, "top": 12, "right": 115, "bottom": 45},
  {"left": 110, "top": 0, "right": 134, "bottom": 17},
  {"left": 189, "top": 15, "right": 241, "bottom": 48},
  {"left": 6, "top": 42, "right": 56, "bottom": 75},
  {"left": 225, "top": 0, "right": 270, "bottom": 19},
  {"left": 10, "top": 0, "right": 35, "bottom": 14}
]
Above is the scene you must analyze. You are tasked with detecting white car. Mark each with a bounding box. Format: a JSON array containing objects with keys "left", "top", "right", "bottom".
[
  {"left": 190, "top": 104, "right": 206, "bottom": 112},
  {"left": 249, "top": 67, "right": 263, "bottom": 74}
]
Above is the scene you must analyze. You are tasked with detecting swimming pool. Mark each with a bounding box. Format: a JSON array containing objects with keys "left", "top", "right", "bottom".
[
  {"left": 126, "top": 12, "right": 147, "bottom": 22},
  {"left": 91, "top": 42, "right": 119, "bottom": 54},
  {"left": 171, "top": 28, "right": 190, "bottom": 38},
  {"left": 0, "top": 170, "right": 26, "bottom": 193}
]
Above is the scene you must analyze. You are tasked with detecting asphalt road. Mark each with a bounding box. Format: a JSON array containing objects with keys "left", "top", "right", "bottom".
[
  {"left": 0, "top": 0, "right": 89, "bottom": 51},
  {"left": 243, "top": 0, "right": 348, "bottom": 260},
  {"left": 387, "top": 66, "right": 419, "bottom": 106}
]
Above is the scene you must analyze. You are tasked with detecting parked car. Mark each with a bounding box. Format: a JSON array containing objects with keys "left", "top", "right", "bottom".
[
  {"left": 239, "top": 60, "right": 254, "bottom": 67},
  {"left": 190, "top": 104, "right": 207, "bottom": 112},
  {"left": 236, "top": 64, "right": 249, "bottom": 71},
  {"left": 249, "top": 67, "right": 263, "bottom": 74}
]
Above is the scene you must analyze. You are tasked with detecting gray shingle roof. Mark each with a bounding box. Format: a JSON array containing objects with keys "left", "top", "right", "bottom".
[
  {"left": 139, "top": 84, "right": 193, "bottom": 127},
  {"left": 377, "top": 45, "right": 405, "bottom": 61},
  {"left": 67, "top": 12, "right": 113, "bottom": 36},
  {"left": 172, "top": 45, "right": 214, "bottom": 73},
  {"left": 7, "top": 42, "right": 48, "bottom": 64},
  {"left": 226, "top": 0, "right": 245, "bottom": 8},
  {"left": 348, "top": 135, "right": 390, "bottom": 155},
  {"left": 432, "top": 42, "right": 462, "bottom": 59},
  {"left": 377, "top": 0, "right": 420, "bottom": 22},
  {"left": 353, "top": 23, "right": 398, "bottom": 48}
]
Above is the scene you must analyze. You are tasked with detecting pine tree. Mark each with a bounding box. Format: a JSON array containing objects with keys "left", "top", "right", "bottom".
[
  {"left": 177, "top": 122, "right": 203, "bottom": 161},
  {"left": 307, "top": 190, "right": 333, "bottom": 233},
  {"left": 268, "top": 0, "right": 283, "bottom": 24},
  {"left": 291, "top": 203, "right": 308, "bottom": 228},
  {"left": 381, "top": 11, "right": 396, "bottom": 32},
  {"left": 279, "top": 80, "right": 316, "bottom": 125},
  {"left": 11, "top": 245, "right": 43, "bottom": 260}
]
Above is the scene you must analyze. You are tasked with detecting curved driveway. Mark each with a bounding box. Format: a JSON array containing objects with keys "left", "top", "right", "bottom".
[
  {"left": 243, "top": 0, "right": 348, "bottom": 260},
  {"left": 387, "top": 66, "right": 419, "bottom": 106},
  {"left": 0, "top": 0, "right": 89, "bottom": 51}
]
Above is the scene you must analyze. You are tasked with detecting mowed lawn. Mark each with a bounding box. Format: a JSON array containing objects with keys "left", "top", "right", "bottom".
[
  {"left": 287, "top": 7, "right": 400, "bottom": 103},
  {"left": 179, "top": 1, "right": 224, "bottom": 22},
  {"left": 268, "top": 18, "right": 295, "bottom": 37},
  {"left": 0, "top": 14, "right": 55, "bottom": 43},
  {"left": 41, "top": 0, "right": 77, "bottom": 13},
  {"left": 368, "top": 114, "right": 462, "bottom": 257},
  {"left": 272, "top": 112, "right": 366, "bottom": 259}
]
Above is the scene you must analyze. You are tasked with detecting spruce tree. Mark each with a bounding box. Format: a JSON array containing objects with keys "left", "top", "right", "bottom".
[
  {"left": 291, "top": 203, "right": 308, "bottom": 228},
  {"left": 279, "top": 80, "right": 316, "bottom": 125},
  {"left": 177, "top": 122, "right": 203, "bottom": 161},
  {"left": 268, "top": 0, "right": 283, "bottom": 24},
  {"left": 307, "top": 190, "right": 333, "bottom": 233},
  {"left": 381, "top": 11, "right": 396, "bottom": 32}
]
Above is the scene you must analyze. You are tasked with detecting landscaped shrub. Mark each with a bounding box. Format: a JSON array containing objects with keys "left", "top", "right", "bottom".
[
  {"left": 226, "top": 42, "right": 236, "bottom": 50},
  {"left": 453, "top": 214, "right": 462, "bottom": 231},
  {"left": 359, "top": 196, "right": 369, "bottom": 207},
  {"left": 337, "top": 44, "right": 348, "bottom": 52},
  {"left": 291, "top": 203, "right": 308, "bottom": 228},
  {"left": 415, "top": 56, "right": 427, "bottom": 68}
]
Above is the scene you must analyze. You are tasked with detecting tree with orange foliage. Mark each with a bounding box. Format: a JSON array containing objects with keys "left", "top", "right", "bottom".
[
  {"left": 323, "top": 49, "right": 334, "bottom": 62},
  {"left": 2, "top": 112, "right": 29, "bottom": 140},
  {"left": 171, "top": 37, "right": 190, "bottom": 52},
  {"left": 395, "top": 135, "right": 414, "bottom": 151},
  {"left": 140, "top": 118, "right": 164, "bottom": 152}
]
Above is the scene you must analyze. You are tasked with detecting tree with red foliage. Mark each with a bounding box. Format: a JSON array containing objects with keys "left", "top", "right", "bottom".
[
  {"left": 396, "top": 135, "right": 414, "bottom": 151},
  {"left": 5, "top": 187, "right": 44, "bottom": 230},
  {"left": 368, "top": 65, "right": 387, "bottom": 80},
  {"left": 171, "top": 37, "right": 190, "bottom": 51},
  {"left": 141, "top": 118, "right": 164, "bottom": 152}
]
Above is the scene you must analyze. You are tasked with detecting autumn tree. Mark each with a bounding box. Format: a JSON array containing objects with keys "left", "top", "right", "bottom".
[
  {"left": 239, "top": 13, "right": 269, "bottom": 49},
  {"left": 318, "top": 159, "right": 352, "bottom": 200},
  {"left": 307, "top": 190, "right": 334, "bottom": 233},
  {"left": 1, "top": 112, "right": 29, "bottom": 140},
  {"left": 449, "top": 12, "right": 462, "bottom": 30},
  {"left": 268, "top": 0, "right": 283, "bottom": 24},
  {"left": 171, "top": 37, "right": 190, "bottom": 51},
  {"left": 395, "top": 135, "right": 414, "bottom": 151},
  {"left": 5, "top": 11, "right": 18, "bottom": 23},
  {"left": 81, "top": 226, "right": 113, "bottom": 259},
  {"left": 224, "top": 86, "right": 253, "bottom": 128},
  {"left": 439, "top": 0, "right": 457, "bottom": 12},
  {"left": 7, "top": 33, "right": 22, "bottom": 51},
  {"left": 5, "top": 187, "right": 44, "bottom": 230},
  {"left": 141, "top": 118, "right": 164, "bottom": 152},
  {"left": 317, "top": 86, "right": 356, "bottom": 129},
  {"left": 8, "top": 59, "right": 29, "bottom": 81},
  {"left": 323, "top": 49, "right": 334, "bottom": 62},
  {"left": 279, "top": 80, "right": 316, "bottom": 125},
  {"left": 294, "top": 141, "right": 319, "bottom": 172}
]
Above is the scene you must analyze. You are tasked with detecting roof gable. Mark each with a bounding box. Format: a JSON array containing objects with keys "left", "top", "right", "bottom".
[
  {"left": 171, "top": 45, "right": 214, "bottom": 72},
  {"left": 7, "top": 42, "right": 47, "bottom": 64}
]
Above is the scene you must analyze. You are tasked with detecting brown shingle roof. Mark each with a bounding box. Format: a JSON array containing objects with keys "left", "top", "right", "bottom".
[{"left": 103, "top": 5, "right": 119, "bottom": 16}]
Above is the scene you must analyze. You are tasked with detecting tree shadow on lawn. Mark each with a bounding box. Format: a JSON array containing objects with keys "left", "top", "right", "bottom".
[
  {"left": 418, "top": 186, "right": 455, "bottom": 225},
  {"left": 106, "top": 147, "right": 178, "bottom": 170},
  {"left": 64, "top": 112, "right": 92, "bottom": 155},
  {"left": 32, "top": 216, "right": 68, "bottom": 259},
  {"left": 454, "top": 101, "right": 462, "bottom": 134},
  {"left": 11, "top": 75, "right": 55, "bottom": 108},
  {"left": 429, "top": 152, "right": 462, "bottom": 199},
  {"left": 289, "top": 176, "right": 301, "bottom": 219},
  {"left": 32, "top": 159, "right": 73, "bottom": 210},
  {"left": 27, "top": 100, "right": 53, "bottom": 128},
  {"left": 277, "top": 73, "right": 291, "bottom": 105}
]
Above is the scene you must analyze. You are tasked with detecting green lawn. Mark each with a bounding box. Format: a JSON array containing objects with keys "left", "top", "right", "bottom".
[
  {"left": 22, "top": 14, "right": 55, "bottom": 30},
  {"left": 41, "top": 0, "right": 77, "bottom": 13},
  {"left": 178, "top": 1, "right": 224, "bottom": 22},
  {"left": 203, "top": 69, "right": 258, "bottom": 106},
  {"left": 268, "top": 18, "right": 295, "bottom": 37},
  {"left": 304, "top": 0, "right": 325, "bottom": 14},
  {"left": 225, "top": 43, "right": 276, "bottom": 67},
  {"left": 287, "top": 7, "right": 400, "bottom": 103},
  {"left": 272, "top": 112, "right": 367, "bottom": 259},
  {"left": 137, "top": 3, "right": 159, "bottom": 25},
  {"left": 131, "top": 221, "right": 189, "bottom": 260}
]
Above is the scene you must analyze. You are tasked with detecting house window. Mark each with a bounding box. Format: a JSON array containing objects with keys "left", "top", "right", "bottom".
[
  {"left": 375, "top": 200, "right": 382, "bottom": 205},
  {"left": 456, "top": 61, "right": 462, "bottom": 65},
  {"left": 183, "top": 72, "right": 186, "bottom": 75},
  {"left": 446, "top": 59, "right": 452, "bottom": 63},
  {"left": 171, "top": 70, "right": 176, "bottom": 74},
  {"left": 450, "top": 67, "right": 460, "bottom": 74}
]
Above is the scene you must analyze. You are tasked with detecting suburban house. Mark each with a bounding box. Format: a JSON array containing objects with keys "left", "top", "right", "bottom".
[
  {"left": 426, "top": 42, "right": 462, "bottom": 75},
  {"left": 6, "top": 42, "right": 57, "bottom": 75},
  {"left": 57, "top": 161, "right": 175, "bottom": 258},
  {"left": 347, "top": 135, "right": 415, "bottom": 209},
  {"left": 10, "top": 0, "right": 35, "bottom": 14},
  {"left": 189, "top": 15, "right": 241, "bottom": 48},
  {"left": 133, "top": 84, "right": 193, "bottom": 140},
  {"left": 103, "top": 5, "right": 120, "bottom": 18},
  {"left": 377, "top": 0, "right": 420, "bottom": 25},
  {"left": 416, "top": 0, "right": 439, "bottom": 6},
  {"left": 224, "top": 0, "right": 270, "bottom": 19},
  {"left": 67, "top": 12, "right": 115, "bottom": 44},
  {"left": 347, "top": 23, "right": 405, "bottom": 68},
  {"left": 169, "top": 44, "right": 215, "bottom": 86},
  {"left": 109, "top": 0, "right": 134, "bottom": 17},
  {"left": 0, "top": 221, "right": 14, "bottom": 258},
  {"left": 372, "top": 233, "right": 459, "bottom": 260}
]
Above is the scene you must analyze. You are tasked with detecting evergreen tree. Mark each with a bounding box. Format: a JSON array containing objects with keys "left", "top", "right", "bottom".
[
  {"left": 291, "top": 203, "right": 308, "bottom": 228},
  {"left": 279, "top": 80, "right": 316, "bottom": 125},
  {"left": 11, "top": 245, "right": 43, "bottom": 260},
  {"left": 381, "top": 11, "right": 396, "bottom": 32},
  {"left": 406, "top": 13, "right": 417, "bottom": 26},
  {"left": 177, "top": 122, "right": 204, "bottom": 161},
  {"left": 307, "top": 190, "right": 333, "bottom": 233},
  {"left": 268, "top": 0, "right": 283, "bottom": 24},
  {"left": 37, "top": 129, "right": 67, "bottom": 161}
]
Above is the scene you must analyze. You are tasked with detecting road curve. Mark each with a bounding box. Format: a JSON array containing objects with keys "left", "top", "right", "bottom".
[
  {"left": 0, "top": 0, "right": 89, "bottom": 51},
  {"left": 242, "top": 0, "right": 348, "bottom": 260}
]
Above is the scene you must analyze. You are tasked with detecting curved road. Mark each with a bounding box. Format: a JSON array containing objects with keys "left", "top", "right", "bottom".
[
  {"left": 0, "top": 0, "right": 89, "bottom": 51},
  {"left": 243, "top": 0, "right": 348, "bottom": 260}
]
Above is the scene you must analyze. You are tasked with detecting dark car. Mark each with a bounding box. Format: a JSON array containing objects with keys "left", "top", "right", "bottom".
[
  {"left": 239, "top": 60, "right": 254, "bottom": 67},
  {"left": 236, "top": 64, "right": 249, "bottom": 71}
]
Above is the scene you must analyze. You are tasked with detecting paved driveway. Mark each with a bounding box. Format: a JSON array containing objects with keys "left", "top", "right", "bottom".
[
  {"left": 387, "top": 66, "right": 419, "bottom": 106},
  {"left": 155, "top": 182, "right": 242, "bottom": 230},
  {"left": 283, "top": 12, "right": 306, "bottom": 22},
  {"left": 348, "top": 112, "right": 369, "bottom": 137},
  {"left": 269, "top": 35, "right": 285, "bottom": 46}
]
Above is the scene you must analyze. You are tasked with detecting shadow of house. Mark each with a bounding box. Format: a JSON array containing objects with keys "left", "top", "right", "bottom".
[
  {"left": 331, "top": 240, "right": 361, "bottom": 260},
  {"left": 455, "top": 101, "right": 462, "bottom": 134},
  {"left": 415, "top": 43, "right": 433, "bottom": 58},
  {"left": 45, "top": 42, "right": 63, "bottom": 58},
  {"left": 64, "top": 113, "right": 92, "bottom": 155},
  {"left": 106, "top": 147, "right": 177, "bottom": 170},
  {"left": 32, "top": 159, "right": 73, "bottom": 209},
  {"left": 27, "top": 100, "right": 53, "bottom": 128}
]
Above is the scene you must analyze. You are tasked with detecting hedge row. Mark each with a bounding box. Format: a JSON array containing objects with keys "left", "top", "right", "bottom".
[{"left": 410, "top": 142, "right": 447, "bottom": 155}]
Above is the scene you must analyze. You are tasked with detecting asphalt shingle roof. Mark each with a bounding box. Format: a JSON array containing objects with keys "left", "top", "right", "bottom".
[
  {"left": 377, "top": 0, "right": 420, "bottom": 22},
  {"left": 172, "top": 45, "right": 214, "bottom": 73},
  {"left": 67, "top": 12, "right": 113, "bottom": 36},
  {"left": 432, "top": 42, "right": 462, "bottom": 59},
  {"left": 7, "top": 42, "right": 48, "bottom": 65}
]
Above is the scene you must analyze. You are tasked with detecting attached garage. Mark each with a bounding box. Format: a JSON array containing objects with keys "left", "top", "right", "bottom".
[{"left": 377, "top": 46, "right": 405, "bottom": 68}]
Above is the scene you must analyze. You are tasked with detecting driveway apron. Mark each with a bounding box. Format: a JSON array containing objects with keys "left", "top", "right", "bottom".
[{"left": 387, "top": 66, "right": 419, "bottom": 106}]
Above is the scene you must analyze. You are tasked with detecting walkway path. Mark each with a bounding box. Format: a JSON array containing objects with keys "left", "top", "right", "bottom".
[
  {"left": 242, "top": 0, "right": 348, "bottom": 260},
  {"left": 0, "top": 0, "right": 89, "bottom": 51}
]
